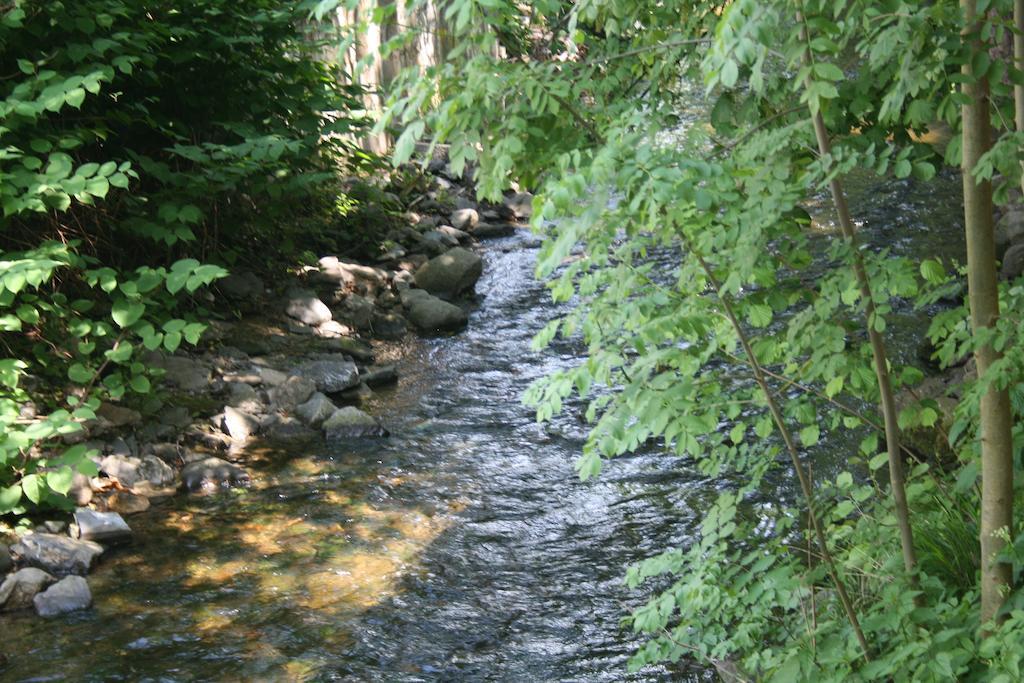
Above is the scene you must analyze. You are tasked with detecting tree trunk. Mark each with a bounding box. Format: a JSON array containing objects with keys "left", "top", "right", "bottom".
[{"left": 961, "top": 0, "right": 1015, "bottom": 629}]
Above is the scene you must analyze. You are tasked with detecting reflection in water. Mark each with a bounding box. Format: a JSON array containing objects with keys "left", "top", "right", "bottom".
[{"left": 0, "top": 167, "right": 964, "bottom": 682}]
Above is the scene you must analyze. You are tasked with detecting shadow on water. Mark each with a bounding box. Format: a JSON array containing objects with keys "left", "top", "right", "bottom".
[{"left": 0, "top": 166, "right": 966, "bottom": 682}]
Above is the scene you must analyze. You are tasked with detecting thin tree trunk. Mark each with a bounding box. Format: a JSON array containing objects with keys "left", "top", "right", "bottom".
[
  {"left": 687, "top": 245, "right": 872, "bottom": 661},
  {"left": 961, "top": 0, "right": 1015, "bottom": 629},
  {"left": 1016, "top": 0, "right": 1024, "bottom": 195},
  {"left": 797, "top": 14, "right": 918, "bottom": 580}
]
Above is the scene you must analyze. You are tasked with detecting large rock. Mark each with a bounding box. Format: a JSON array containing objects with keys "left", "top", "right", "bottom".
[
  {"left": 285, "top": 289, "right": 332, "bottom": 326},
  {"left": 323, "top": 407, "right": 388, "bottom": 439},
  {"left": 262, "top": 415, "right": 320, "bottom": 443},
  {"left": 0, "top": 568, "right": 56, "bottom": 611},
  {"left": 73, "top": 509, "right": 132, "bottom": 545},
  {"left": 450, "top": 208, "right": 479, "bottom": 231},
  {"left": 218, "top": 271, "right": 264, "bottom": 301},
  {"left": 472, "top": 222, "right": 517, "bottom": 239},
  {"left": 295, "top": 392, "right": 337, "bottom": 427},
  {"left": 222, "top": 406, "right": 259, "bottom": 443},
  {"left": 226, "top": 382, "right": 263, "bottom": 414},
  {"left": 268, "top": 375, "right": 317, "bottom": 412},
  {"left": 436, "top": 225, "right": 470, "bottom": 243},
  {"left": 291, "top": 358, "right": 360, "bottom": 394},
  {"left": 402, "top": 289, "right": 468, "bottom": 334},
  {"left": 371, "top": 311, "right": 407, "bottom": 340},
  {"left": 10, "top": 534, "right": 104, "bottom": 577},
  {"left": 413, "top": 247, "right": 483, "bottom": 300},
  {"left": 503, "top": 191, "right": 534, "bottom": 219},
  {"left": 361, "top": 365, "right": 399, "bottom": 388},
  {"left": 1001, "top": 242, "right": 1024, "bottom": 281},
  {"left": 0, "top": 544, "right": 11, "bottom": 574},
  {"left": 99, "top": 454, "right": 176, "bottom": 488},
  {"left": 317, "top": 258, "right": 388, "bottom": 295},
  {"left": 34, "top": 575, "right": 92, "bottom": 617},
  {"left": 181, "top": 457, "right": 251, "bottom": 493},
  {"left": 335, "top": 293, "right": 375, "bottom": 330}
]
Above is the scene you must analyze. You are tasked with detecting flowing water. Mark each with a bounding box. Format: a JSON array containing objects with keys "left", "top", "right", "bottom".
[{"left": 0, "top": 168, "right": 966, "bottom": 682}]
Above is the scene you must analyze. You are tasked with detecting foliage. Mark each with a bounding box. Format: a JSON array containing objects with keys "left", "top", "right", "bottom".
[
  {"left": 0, "top": 0, "right": 370, "bottom": 513},
  {"left": 368, "top": 0, "right": 1024, "bottom": 678}
]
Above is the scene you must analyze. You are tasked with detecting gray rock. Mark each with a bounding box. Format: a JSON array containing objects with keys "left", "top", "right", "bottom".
[
  {"left": 285, "top": 289, "right": 332, "bottom": 326},
  {"left": 421, "top": 231, "right": 452, "bottom": 256},
  {"left": 454, "top": 196, "right": 477, "bottom": 211},
  {"left": 315, "top": 320, "right": 353, "bottom": 339},
  {"left": 0, "top": 568, "right": 56, "bottom": 611},
  {"left": 262, "top": 415, "right": 320, "bottom": 443},
  {"left": 371, "top": 311, "right": 407, "bottom": 340},
  {"left": 258, "top": 367, "right": 288, "bottom": 387},
  {"left": 69, "top": 472, "right": 93, "bottom": 506},
  {"left": 34, "top": 575, "right": 92, "bottom": 617},
  {"left": 336, "top": 293, "right": 375, "bottom": 331},
  {"left": 95, "top": 403, "right": 141, "bottom": 429},
  {"left": 403, "top": 289, "right": 469, "bottom": 334},
  {"left": 450, "top": 208, "right": 479, "bottom": 231},
  {"left": 99, "top": 454, "right": 175, "bottom": 488},
  {"left": 340, "top": 382, "right": 374, "bottom": 402},
  {"left": 413, "top": 247, "right": 483, "bottom": 300},
  {"left": 181, "top": 457, "right": 251, "bottom": 493},
  {"left": 268, "top": 375, "right": 317, "bottom": 412},
  {"left": 1002, "top": 242, "right": 1024, "bottom": 280},
  {"left": 436, "top": 225, "right": 471, "bottom": 243},
  {"left": 291, "top": 358, "right": 360, "bottom": 394},
  {"left": 361, "top": 365, "right": 399, "bottom": 388},
  {"left": 503, "top": 191, "right": 534, "bottom": 219},
  {"left": 218, "top": 271, "right": 264, "bottom": 301},
  {"left": 227, "top": 382, "right": 263, "bottom": 414},
  {"left": 317, "top": 258, "right": 388, "bottom": 295},
  {"left": 472, "top": 222, "right": 517, "bottom": 238},
  {"left": 10, "top": 534, "right": 103, "bottom": 577},
  {"left": 73, "top": 509, "right": 132, "bottom": 545},
  {"left": 148, "top": 354, "right": 211, "bottom": 392},
  {"left": 222, "top": 406, "right": 259, "bottom": 443},
  {"left": 0, "top": 544, "right": 11, "bottom": 574},
  {"left": 295, "top": 392, "right": 337, "bottom": 427},
  {"left": 159, "top": 405, "right": 192, "bottom": 429},
  {"left": 323, "top": 407, "right": 388, "bottom": 439},
  {"left": 996, "top": 208, "right": 1024, "bottom": 257}
]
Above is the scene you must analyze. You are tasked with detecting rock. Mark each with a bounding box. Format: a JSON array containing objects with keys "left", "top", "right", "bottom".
[
  {"left": 285, "top": 289, "right": 332, "bottom": 326},
  {"left": 315, "top": 320, "right": 353, "bottom": 338},
  {"left": 371, "top": 311, "right": 407, "bottom": 340},
  {"left": 312, "top": 337, "right": 375, "bottom": 363},
  {"left": 148, "top": 354, "right": 211, "bottom": 392},
  {"left": 262, "top": 415, "right": 320, "bottom": 443},
  {"left": 340, "top": 382, "right": 374, "bottom": 402},
  {"left": 413, "top": 247, "right": 483, "bottom": 300},
  {"left": 472, "top": 222, "right": 516, "bottom": 238},
  {"left": 995, "top": 208, "right": 1024, "bottom": 257},
  {"left": 268, "top": 375, "right": 317, "bottom": 412},
  {"left": 436, "top": 225, "right": 471, "bottom": 243},
  {"left": 454, "top": 196, "right": 477, "bottom": 211},
  {"left": 503, "top": 191, "right": 534, "bottom": 219},
  {"left": 222, "top": 406, "right": 259, "bottom": 443},
  {"left": 317, "top": 258, "right": 390, "bottom": 295},
  {"left": 105, "top": 491, "right": 150, "bottom": 515},
  {"left": 181, "top": 457, "right": 251, "bottom": 493},
  {"left": 160, "top": 405, "right": 192, "bottom": 430},
  {"left": 403, "top": 289, "right": 469, "bottom": 334},
  {"left": 73, "top": 509, "right": 132, "bottom": 545},
  {"left": 450, "top": 208, "right": 479, "bottom": 231},
  {"left": 1001, "top": 242, "right": 1024, "bottom": 280},
  {"left": 99, "top": 454, "right": 175, "bottom": 488},
  {"left": 10, "top": 534, "right": 103, "bottom": 577},
  {"left": 227, "top": 382, "right": 263, "bottom": 414},
  {"left": 34, "top": 576, "right": 92, "bottom": 617},
  {"left": 69, "top": 472, "right": 93, "bottom": 506},
  {"left": 421, "top": 230, "right": 453, "bottom": 256},
  {"left": 415, "top": 215, "right": 440, "bottom": 231},
  {"left": 323, "top": 407, "right": 388, "bottom": 439},
  {"left": 291, "top": 358, "right": 360, "bottom": 394},
  {"left": 295, "top": 393, "right": 337, "bottom": 427},
  {"left": 218, "top": 271, "right": 264, "bottom": 301},
  {"left": 286, "top": 320, "right": 316, "bottom": 336},
  {"left": 95, "top": 402, "right": 142, "bottom": 428},
  {"left": 0, "top": 568, "right": 56, "bottom": 611},
  {"left": 361, "top": 365, "right": 399, "bottom": 388},
  {"left": 0, "top": 545, "right": 11, "bottom": 574},
  {"left": 148, "top": 442, "right": 185, "bottom": 465},
  {"left": 335, "top": 293, "right": 375, "bottom": 330},
  {"left": 258, "top": 367, "right": 288, "bottom": 387}
]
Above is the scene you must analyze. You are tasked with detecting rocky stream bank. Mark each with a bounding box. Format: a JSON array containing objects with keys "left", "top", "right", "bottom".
[{"left": 0, "top": 152, "right": 534, "bottom": 620}]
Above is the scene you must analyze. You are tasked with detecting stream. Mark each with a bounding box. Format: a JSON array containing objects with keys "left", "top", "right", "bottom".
[{"left": 1, "top": 167, "right": 965, "bottom": 682}]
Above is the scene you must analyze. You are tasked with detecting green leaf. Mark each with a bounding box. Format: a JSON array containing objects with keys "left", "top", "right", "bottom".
[
  {"left": 720, "top": 60, "right": 739, "bottom": 88},
  {"left": 21, "top": 473, "right": 42, "bottom": 504},
  {"left": 799, "top": 425, "right": 820, "bottom": 447},
  {"left": 129, "top": 374, "right": 151, "bottom": 393},
  {"left": 68, "top": 363, "right": 93, "bottom": 383},
  {"left": 111, "top": 300, "right": 145, "bottom": 328},
  {"left": 812, "top": 62, "right": 844, "bottom": 81},
  {"left": 46, "top": 467, "right": 74, "bottom": 496}
]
